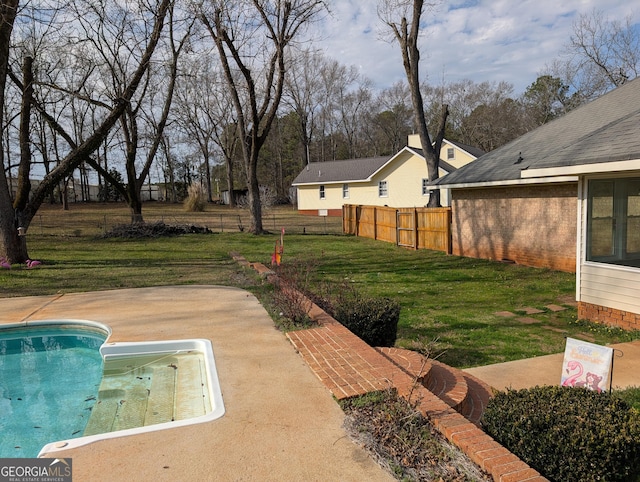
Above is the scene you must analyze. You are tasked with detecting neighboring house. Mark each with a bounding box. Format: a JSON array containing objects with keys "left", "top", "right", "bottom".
[
  {"left": 292, "top": 137, "right": 482, "bottom": 216},
  {"left": 436, "top": 76, "right": 640, "bottom": 330}
]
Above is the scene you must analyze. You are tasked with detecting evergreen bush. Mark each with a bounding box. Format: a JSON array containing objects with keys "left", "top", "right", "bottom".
[
  {"left": 333, "top": 296, "right": 400, "bottom": 347},
  {"left": 481, "top": 385, "right": 640, "bottom": 481}
]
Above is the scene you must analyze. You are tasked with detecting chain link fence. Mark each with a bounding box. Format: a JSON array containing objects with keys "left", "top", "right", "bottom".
[{"left": 28, "top": 203, "right": 344, "bottom": 237}]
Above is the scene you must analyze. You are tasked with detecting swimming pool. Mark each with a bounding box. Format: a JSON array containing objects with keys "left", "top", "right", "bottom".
[
  {"left": 0, "top": 321, "right": 225, "bottom": 458},
  {"left": 0, "top": 321, "right": 109, "bottom": 458}
]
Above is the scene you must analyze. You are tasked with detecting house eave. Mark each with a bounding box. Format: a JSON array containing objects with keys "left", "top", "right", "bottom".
[
  {"left": 437, "top": 175, "right": 579, "bottom": 190},
  {"left": 366, "top": 147, "right": 423, "bottom": 181},
  {"left": 521, "top": 159, "right": 640, "bottom": 178},
  {"left": 292, "top": 179, "right": 368, "bottom": 187}
]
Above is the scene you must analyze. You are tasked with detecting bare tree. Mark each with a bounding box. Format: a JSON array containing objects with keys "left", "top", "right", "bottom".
[
  {"left": 368, "top": 81, "right": 413, "bottom": 155},
  {"left": 174, "top": 55, "right": 240, "bottom": 205},
  {"left": 312, "top": 58, "right": 360, "bottom": 161},
  {"left": 378, "top": 0, "right": 448, "bottom": 207},
  {"left": 444, "top": 79, "right": 527, "bottom": 150},
  {"left": 0, "top": 0, "right": 171, "bottom": 262},
  {"left": 335, "top": 76, "right": 373, "bottom": 159},
  {"left": 0, "top": 0, "right": 21, "bottom": 261},
  {"left": 63, "top": 0, "right": 192, "bottom": 223},
  {"left": 284, "top": 48, "right": 334, "bottom": 166},
  {"left": 197, "top": 0, "right": 328, "bottom": 234},
  {"left": 553, "top": 9, "right": 640, "bottom": 103},
  {"left": 137, "top": 3, "right": 196, "bottom": 211}
]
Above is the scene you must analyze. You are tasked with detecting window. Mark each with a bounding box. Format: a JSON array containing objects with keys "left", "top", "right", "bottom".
[
  {"left": 587, "top": 178, "right": 640, "bottom": 267},
  {"left": 378, "top": 180, "right": 388, "bottom": 197},
  {"left": 319, "top": 185, "right": 325, "bottom": 199},
  {"left": 342, "top": 183, "right": 349, "bottom": 199},
  {"left": 422, "top": 179, "right": 429, "bottom": 196},
  {"left": 447, "top": 148, "right": 455, "bottom": 160}
]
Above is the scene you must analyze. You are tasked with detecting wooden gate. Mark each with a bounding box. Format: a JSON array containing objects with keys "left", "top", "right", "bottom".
[
  {"left": 343, "top": 204, "right": 452, "bottom": 254},
  {"left": 397, "top": 210, "right": 416, "bottom": 249}
]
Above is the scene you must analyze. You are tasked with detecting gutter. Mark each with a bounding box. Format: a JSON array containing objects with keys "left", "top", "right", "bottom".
[{"left": 436, "top": 175, "right": 579, "bottom": 190}]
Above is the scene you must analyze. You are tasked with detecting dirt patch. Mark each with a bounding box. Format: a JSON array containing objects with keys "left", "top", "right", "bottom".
[{"left": 340, "top": 390, "right": 491, "bottom": 482}]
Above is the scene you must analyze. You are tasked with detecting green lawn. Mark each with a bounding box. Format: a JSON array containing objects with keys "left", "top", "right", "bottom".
[{"left": 2, "top": 202, "right": 638, "bottom": 368}]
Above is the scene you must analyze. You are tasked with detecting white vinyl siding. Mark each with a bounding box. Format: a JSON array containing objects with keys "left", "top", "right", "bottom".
[{"left": 580, "top": 263, "right": 640, "bottom": 314}]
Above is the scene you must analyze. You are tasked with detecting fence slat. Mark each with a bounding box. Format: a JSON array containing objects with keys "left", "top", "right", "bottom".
[{"left": 343, "top": 204, "right": 451, "bottom": 254}]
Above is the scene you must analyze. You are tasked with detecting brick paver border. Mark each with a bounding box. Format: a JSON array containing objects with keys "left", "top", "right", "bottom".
[{"left": 236, "top": 254, "right": 548, "bottom": 482}]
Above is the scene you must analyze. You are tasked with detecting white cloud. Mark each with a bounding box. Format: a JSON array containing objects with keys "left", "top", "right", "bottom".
[{"left": 311, "top": 0, "right": 639, "bottom": 94}]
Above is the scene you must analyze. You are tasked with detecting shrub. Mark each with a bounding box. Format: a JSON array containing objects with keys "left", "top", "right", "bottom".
[
  {"left": 183, "top": 183, "right": 206, "bottom": 212},
  {"left": 270, "top": 258, "right": 401, "bottom": 344},
  {"left": 340, "top": 390, "right": 491, "bottom": 481},
  {"left": 482, "top": 386, "right": 640, "bottom": 481},
  {"left": 269, "top": 281, "right": 312, "bottom": 327},
  {"left": 333, "top": 295, "right": 400, "bottom": 347},
  {"left": 270, "top": 259, "right": 320, "bottom": 328}
]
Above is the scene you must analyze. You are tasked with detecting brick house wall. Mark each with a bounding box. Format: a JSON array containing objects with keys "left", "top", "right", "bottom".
[
  {"left": 450, "top": 183, "right": 578, "bottom": 272},
  {"left": 297, "top": 208, "right": 343, "bottom": 217},
  {"left": 578, "top": 301, "right": 640, "bottom": 331}
]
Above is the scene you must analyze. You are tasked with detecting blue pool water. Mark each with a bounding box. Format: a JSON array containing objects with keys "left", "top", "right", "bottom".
[{"left": 0, "top": 324, "right": 106, "bottom": 458}]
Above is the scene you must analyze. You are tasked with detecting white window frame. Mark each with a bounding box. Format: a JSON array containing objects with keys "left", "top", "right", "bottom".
[
  {"left": 378, "top": 180, "right": 388, "bottom": 198},
  {"left": 319, "top": 185, "right": 325, "bottom": 199},
  {"left": 422, "top": 178, "right": 429, "bottom": 196},
  {"left": 586, "top": 177, "right": 640, "bottom": 267},
  {"left": 447, "top": 147, "right": 455, "bottom": 160},
  {"left": 342, "top": 183, "right": 349, "bottom": 199}
]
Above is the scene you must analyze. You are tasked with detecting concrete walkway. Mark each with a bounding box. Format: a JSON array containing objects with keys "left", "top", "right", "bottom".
[
  {"left": 464, "top": 340, "right": 640, "bottom": 392},
  {"left": 0, "top": 286, "right": 394, "bottom": 482}
]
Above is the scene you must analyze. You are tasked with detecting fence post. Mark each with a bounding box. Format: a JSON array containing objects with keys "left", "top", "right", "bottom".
[
  {"left": 447, "top": 208, "right": 452, "bottom": 254},
  {"left": 414, "top": 208, "right": 418, "bottom": 250},
  {"left": 373, "top": 207, "right": 377, "bottom": 240},
  {"left": 395, "top": 209, "right": 399, "bottom": 246}
]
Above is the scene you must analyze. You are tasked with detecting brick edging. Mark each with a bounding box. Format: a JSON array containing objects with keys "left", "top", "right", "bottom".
[{"left": 237, "top": 255, "right": 548, "bottom": 482}]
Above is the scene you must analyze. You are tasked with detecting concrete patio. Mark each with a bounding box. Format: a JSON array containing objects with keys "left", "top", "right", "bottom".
[
  {"left": 3, "top": 283, "right": 639, "bottom": 481},
  {"left": 0, "top": 286, "right": 393, "bottom": 481}
]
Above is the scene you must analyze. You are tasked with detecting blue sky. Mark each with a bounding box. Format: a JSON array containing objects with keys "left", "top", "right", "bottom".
[{"left": 311, "top": 0, "right": 639, "bottom": 94}]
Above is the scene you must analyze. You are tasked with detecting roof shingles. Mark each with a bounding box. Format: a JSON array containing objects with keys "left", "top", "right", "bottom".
[
  {"left": 292, "top": 156, "right": 391, "bottom": 185},
  {"left": 437, "top": 76, "right": 640, "bottom": 186}
]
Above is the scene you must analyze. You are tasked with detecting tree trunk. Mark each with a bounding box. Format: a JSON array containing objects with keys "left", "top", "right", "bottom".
[
  {"left": 61, "top": 181, "right": 69, "bottom": 210},
  {"left": 380, "top": 0, "right": 449, "bottom": 207},
  {"left": 203, "top": 149, "right": 213, "bottom": 203},
  {"left": 6, "top": 55, "right": 35, "bottom": 263},
  {"left": 247, "top": 157, "right": 263, "bottom": 234},
  {"left": 226, "top": 154, "right": 235, "bottom": 208},
  {"left": 129, "top": 197, "right": 144, "bottom": 224}
]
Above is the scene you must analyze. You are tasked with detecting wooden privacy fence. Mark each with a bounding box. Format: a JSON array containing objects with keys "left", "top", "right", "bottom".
[{"left": 342, "top": 204, "right": 452, "bottom": 254}]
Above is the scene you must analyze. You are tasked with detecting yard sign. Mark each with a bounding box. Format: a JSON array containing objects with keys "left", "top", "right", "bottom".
[{"left": 560, "top": 338, "right": 613, "bottom": 393}]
